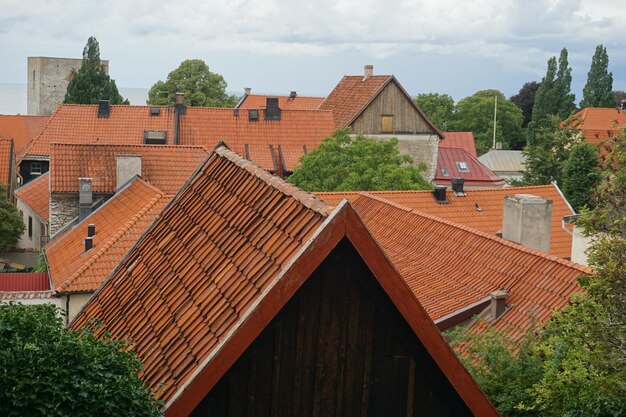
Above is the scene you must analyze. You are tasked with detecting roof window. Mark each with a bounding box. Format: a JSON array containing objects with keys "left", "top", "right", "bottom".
[{"left": 456, "top": 161, "right": 469, "bottom": 172}]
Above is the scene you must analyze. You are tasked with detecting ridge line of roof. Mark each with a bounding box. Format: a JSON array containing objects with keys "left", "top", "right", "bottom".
[
  {"left": 214, "top": 146, "right": 334, "bottom": 217},
  {"left": 357, "top": 192, "right": 592, "bottom": 274},
  {"left": 49, "top": 142, "right": 208, "bottom": 150},
  {"left": 343, "top": 75, "right": 393, "bottom": 127}
]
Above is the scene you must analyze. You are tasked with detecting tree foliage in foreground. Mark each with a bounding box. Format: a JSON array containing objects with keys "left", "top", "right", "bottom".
[
  {"left": 288, "top": 129, "right": 431, "bottom": 192},
  {"left": 0, "top": 185, "right": 24, "bottom": 251},
  {"left": 147, "top": 59, "right": 237, "bottom": 107},
  {"left": 64, "top": 36, "right": 128, "bottom": 105},
  {"left": 0, "top": 303, "right": 162, "bottom": 417}
]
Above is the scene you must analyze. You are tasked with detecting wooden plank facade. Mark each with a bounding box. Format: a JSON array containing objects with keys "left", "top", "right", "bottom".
[
  {"left": 351, "top": 81, "right": 437, "bottom": 136},
  {"left": 190, "top": 240, "right": 473, "bottom": 417}
]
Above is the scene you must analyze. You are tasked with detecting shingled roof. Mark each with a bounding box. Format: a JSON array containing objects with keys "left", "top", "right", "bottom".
[
  {"left": 71, "top": 147, "right": 498, "bottom": 417},
  {"left": 14, "top": 172, "right": 50, "bottom": 221},
  {"left": 350, "top": 194, "right": 590, "bottom": 342},
  {"left": 0, "top": 115, "right": 48, "bottom": 159},
  {"left": 46, "top": 177, "right": 169, "bottom": 294},
  {"left": 236, "top": 93, "right": 324, "bottom": 110},
  {"left": 316, "top": 184, "right": 575, "bottom": 259},
  {"left": 49, "top": 143, "right": 209, "bottom": 195}
]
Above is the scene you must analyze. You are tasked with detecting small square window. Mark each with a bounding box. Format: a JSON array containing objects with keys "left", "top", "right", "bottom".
[
  {"left": 30, "top": 162, "right": 42, "bottom": 175},
  {"left": 441, "top": 168, "right": 449, "bottom": 177},
  {"left": 381, "top": 115, "right": 393, "bottom": 133},
  {"left": 456, "top": 161, "right": 470, "bottom": 172}
]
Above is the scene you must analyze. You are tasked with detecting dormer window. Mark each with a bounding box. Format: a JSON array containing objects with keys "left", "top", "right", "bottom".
[{"left": 30, "top": 162, "right": 42, "bottom": 175}]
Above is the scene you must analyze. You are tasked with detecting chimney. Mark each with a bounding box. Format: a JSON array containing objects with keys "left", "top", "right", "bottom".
[
  {"left": 173, "top": 93, "right": 186, "bottom": 145},
  {"left": 244, "top": 87, "right": 251, "bottom": 95},
  {"left": 116, "top": 154, "right": 142, "bottom": 190},
  {"left": 490, "top": 290, "right": 508, "bottom": 322},
  {"left": 85, "top": 236, "right": 93, "bottom": 252},
  {"left": 175, "top": 92, "right": 185, "bottom": 106},
  {"left": 78, "top": 178, "right": 93, "bottom": 222},
  {"left": 364, "top": 64, "right": 374, "bottom": 80},
  {"left": 502, "top": 194, "right": 552, "bottom": 253},
  {"left": 451, "top": 178, "right": 466, "bottom": 196},
  {"left": 621, "top": 99, "right": 626, "bottom": 112},
  {"left": 432, "top": 185, "right": 448, "bottom": 204},
  {"left": 495, "top": 142, "right": 503, "bottom": 150},
  {"left": 98, "top": 100, "right": 110, "bottom": 118},
  {"left": 289, "top": 91, "right": 297, "bottom": 99}
]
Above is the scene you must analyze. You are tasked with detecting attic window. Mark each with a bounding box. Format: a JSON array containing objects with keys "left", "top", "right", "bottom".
[
  {"left": 381, "top": 115, "right": 393, "bottom": 133},
  {"left": 441, "top": 167, "right": 449, "bottom": 177},
  {"left": 30, "top": 162, "right": 42, "bottom": 175},
  {"left": 248, "top": 109, "right": 259, "bottom": 121},
  {"left": 143, "top": 130, "right": 167, "bottom": 144},
  {"left": 265, "top": 98, "right": 281, "bottom": 120},
  {"left": 149, "top": 107, "right": 161, "bottom": 116},
  {"left": 456, "top": 161, "right": 470, "bottom": 172}
]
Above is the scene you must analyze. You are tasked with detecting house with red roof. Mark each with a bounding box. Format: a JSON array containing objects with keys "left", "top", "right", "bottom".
[
  {"left": 0, "top": 138, "right": 17, "bottom": 200},
  {"left": 0, "top": 114, "right": 48, "bottom": 159},
  {"left": 566, "top": 106, "right": 626, "bottom": 145},
  {"left": 235, "top": 88, "right": 325, "bottom": 110},
  {"left": 72, "top": 146, "right": 499, "bottom": 417},
  {"left": 0, "top": 272, "right": 59, "bottom": 307},
  {"left": 320, "top": 65, "right": 444, "bottom": 181},
  {"left": 14, "top": 172, "right": 50, "bottom": 251},
  {"left": 440, "top": 132, "right": 478, "bottom": 157},
  {"left": 435, "top": 147, "right": 505, "bottom": 188}
]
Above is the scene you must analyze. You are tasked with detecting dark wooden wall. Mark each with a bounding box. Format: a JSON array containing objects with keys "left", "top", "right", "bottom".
[
  {"left": 351, "top": 81, "right": 436, "bottom": 135},
  {"left": 191, "top": 239, "right": 472, "bottom": 417}
]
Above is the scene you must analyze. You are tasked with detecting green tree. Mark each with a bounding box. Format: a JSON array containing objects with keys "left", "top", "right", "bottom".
[
  {"left": 288, "top": 129, "right": 431, "bottom": 192},
  {"left": 0, "top": 303, "right": 162, "bottom": 416},
  {"left": 147, "top": 60, "right": 237, "bottom": 107},
  {"left": 510, "top": 81, "right": 540, "bottom": 128},
  {"left": 561, "top": 142, "right": 600, "bottom": 211},
  {"left": 554, "top": 48, "right": 576, "bottom": 118},
  {"left": 0, "top": 185, "right": 24, "bottom": 251},
  {"left": 580, "top": 45, "right": 614, "bottom": 109},
  {"left": 414, "top": 92, "right": 455, "bottom": 130},
  {"left": 531, "top": 48, "right": 575, "bottom": 125},
  {"left": 448, "top": 90, "right": 525, "bottom": 155},
  {"left": 64, "top": 37, "right": 128, "bottom": 105}
]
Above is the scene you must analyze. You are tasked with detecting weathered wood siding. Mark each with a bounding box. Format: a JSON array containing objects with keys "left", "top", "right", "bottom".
[
  {"left": 191, "top": 239, "right": 473, "bottom": 417},
  {"left": 351, "top": 81, "right": 436, "bottom": 135}
]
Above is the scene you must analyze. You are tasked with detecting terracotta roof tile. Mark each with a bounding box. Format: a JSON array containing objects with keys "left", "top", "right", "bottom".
[
  {"left": 350, "top": 194, "right": 590, "bottom": 341},
  {"left": 0, "top": 115, "right": 48, "bottom": 159},
  {"left": 435, "top": 147, "right": 505, "bottom": 186},
  {"left": 45, "top": 177, "right": 169, "bottom": 294},
  {"left": 15, "top": 172, "right": 50, "bottom": 221},
  {"left": 0, "top": 272, "right": 50, "bottom": 291},
  {"left": 441, "top": 132, "right": 478, "bottom": 157},
  {"left": 237, "top": 94, "right": 324, "bottom": 110},
  {"left": 0, "top": 139, "right": 13, "bottom": 189},
  {"left": 71, "top": 146, "right": 332, "bottom": 403},
  {"left": 49, "top": 143, "right": 209, "bottom": 195},
  {"left": 566, "top": 107, "right": 626, "bottom": 144},
  {"left": 316, "top": 184, "right": 575, "bottom": 258}
]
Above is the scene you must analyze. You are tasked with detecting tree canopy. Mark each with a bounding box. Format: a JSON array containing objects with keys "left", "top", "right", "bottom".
[
  {"left": 510, "top": 81, "right": 540, "bottom": 128},
  {"left": 531, "top": 48, "right": 575, "bottom": 124},
  {"left": 288, "top": 129, "right": 431, "bottom": 192},
  {"left": 580, "top": 45, "right": 614, "bottom": 109},
  {"left": 0, "top": 185, "right": 24, "bottom": 251},
  {"left": 414, "top": 93, "right": 455, "bottom": 130},
  {"left": 448, "top": 90, "right": 525, "bottom": 155},
  {"left": 560, "top": 142, "right": 600, "bottom": 211},
  {"left": 0, "top": 303, "right": 162, "bottom": 417},
  {"left": 147, "top": 60, "right": 237, "bottom": 107},
  {"left": 64, "top": 37, "right": 128, "bottom": 105}
]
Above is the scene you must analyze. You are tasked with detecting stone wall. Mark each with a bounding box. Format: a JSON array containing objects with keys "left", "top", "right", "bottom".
[
  {"left": 27, "top": 57, "right": 110, "bottom": 116},
  {"left": 49, "top": 193, "right": 108, "bottom": 237}
]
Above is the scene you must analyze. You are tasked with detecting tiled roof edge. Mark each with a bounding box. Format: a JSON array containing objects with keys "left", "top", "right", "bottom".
[
  {"left": 358, "top": 192, "right": 592, "bottom": 274},
  {"left": 214, "top": 146, "right": 334, "bottom": 217}
]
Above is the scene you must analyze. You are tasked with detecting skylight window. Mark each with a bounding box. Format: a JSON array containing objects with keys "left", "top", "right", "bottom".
[
  {"left": 441, "top": 167, "right": 449, "bottom": 177},
  {"left": 456, "top": 161, "right": 469, "bottom": 172}
]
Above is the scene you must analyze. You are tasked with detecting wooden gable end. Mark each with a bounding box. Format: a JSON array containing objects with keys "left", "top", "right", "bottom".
[
  {"left": 351, "top": 80, "right": 439, "bottom": 136},
  {"left": 190, "top": 239, "right": 473, "bottom": 417}
]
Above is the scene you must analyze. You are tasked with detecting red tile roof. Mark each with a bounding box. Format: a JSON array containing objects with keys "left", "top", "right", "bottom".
[
  {"left": 0, "top": 139, "right": 13, "bottom": 189},
  {"left": 350, "top": 194, "right": 590, "bottom": 341},
  {"left": 0, "top": 272, "right": 50, "bottom": 292},
  {"left": 236, "top": 94, "right": 324, "bottom": 110},
  {"left": 71, "top": 147, "right": 497, "bottom": 417},
  {"left": 441, "top": 132, "right": 478, "bottom": 158},
  {"left": 45, "top": 177, "right": 169, "bottom": 294},
  {"left": 316, "top": 184, "right": 575, "bottom": 259},
  {"left": 435, "top": 147, "right": 505, "bottom": 187},
  {"left": 566, "top": 107, "right": 626, "bottom": 144},
  {"left": 49, "top": 143, "right": 209, "bottom": 195},
  {"left": 0, "top": 115, "right": 49, "bottom": 159},
  {"left": 15, "top": 172, "right": 50, "bottom": 221}
]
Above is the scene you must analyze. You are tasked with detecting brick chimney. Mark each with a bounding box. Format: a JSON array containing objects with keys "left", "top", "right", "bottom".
[
  {"left": 364, "top": 65, "right": 374, "bottom": 80},
  {"left": 502, "top": 194, "right": 552, "bottom": 253}
]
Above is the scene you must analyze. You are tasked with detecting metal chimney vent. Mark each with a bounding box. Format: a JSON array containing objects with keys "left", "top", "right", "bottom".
[
  {"left": 98, "top": 100, "right": 110, "bottom": 118},
  {"left": 433, "top": 185, "right": 449, "bottom": 204},
  {"left": 289, "top": 91, "right": 297, "bottom": 99},
  {"left": 451, "top": 178, "right": 466, "bottom": 196},
  {"left": 265, "top": 98, "right": 281, "bottom": 120}
]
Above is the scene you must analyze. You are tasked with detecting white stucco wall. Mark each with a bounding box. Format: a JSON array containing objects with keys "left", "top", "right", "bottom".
[{"left": 15, "top": 198, "right": 47, "bottom": 251}]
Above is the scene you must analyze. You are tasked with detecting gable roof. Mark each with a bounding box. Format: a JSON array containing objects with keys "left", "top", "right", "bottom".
[
  {"left": 236, "top": 94, "right": 324, "bottom": 110},
  {"left": 315, "top": 184, "right": 575, "bottom": 259},
  {"left": 566, "top": 107, "right": 626, "bottom": 144},
  {"left": 435, "top": 147, "right": 505, "bottom": 187},
  {"left": 0, "top": 115, "right": 49, "bottom": 159},
  {"left": 0, "top": 139, "right": 13, "bottom": 190},
  {"left": 441, "top": 132, "right": 478, "bottom": 158},
  {"left": 478, "top": 150, "right": 526, "bottom": 173},
  {"left": 0, "top": 272, "right": 50, "bottom": 292},
  {"left": 15, "top": 172, "right": 50, "bottom": 221},
  {"left": 350, "top": 194, "right": 591, "bottom": 341},
  {"left": 45, "top": 177, "right": 169, "bottom": 294},
  {"left": 320, "top": 74, "right": 444, "bottom": 138},
  {"left": 49, "top": 143, "right": 209, "bottom": 195},
  {"left": 71, "top": 147, "right": 498, "bottom": 417}
]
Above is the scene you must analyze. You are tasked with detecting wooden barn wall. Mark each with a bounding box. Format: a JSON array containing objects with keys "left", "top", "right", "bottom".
[
  {"left": 350, "top": 82, "right": 436, "bottom": 135},
  {"left": 191, "top": 239, "right": 472, "bottom": 417}
]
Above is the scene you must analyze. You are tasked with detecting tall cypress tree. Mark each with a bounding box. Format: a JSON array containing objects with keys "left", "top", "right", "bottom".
[
  {"left": 531, "top": 56, "right": 558, "bottom": 124},
  {"left": 64, "top": 37, "right": 128, "bottom": 105},
  {"left": 531, "top": 48, "right": 576, "bottom": 127},
  {"left": 580, "top": 45, "right": 614, "bottom": 109},
  {"left": 554, "top": 48, "right": 576, "bottom": 119}
]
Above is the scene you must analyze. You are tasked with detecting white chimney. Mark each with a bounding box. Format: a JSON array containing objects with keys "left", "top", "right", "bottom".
[
  {"left": 364, "top": 65, "right": 374, "bottom": 80},
  {"left": 244, "top": 87, "right": 251, "bottom": 95},
  {"left": 116, "top": 154, "right": 142, "bottom": 190},
  {"left": 502, "top": 194, "right": 552, "bottom": 253}
]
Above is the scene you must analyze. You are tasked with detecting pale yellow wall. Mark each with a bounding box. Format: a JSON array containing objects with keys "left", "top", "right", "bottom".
[{"left": 61, "top": 293, "right": 94, "bottom": 324}]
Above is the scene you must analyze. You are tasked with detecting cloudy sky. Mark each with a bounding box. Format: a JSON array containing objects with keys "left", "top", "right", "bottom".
[{"left": 2, "top": 0, "right": 626, "bottom": 102}]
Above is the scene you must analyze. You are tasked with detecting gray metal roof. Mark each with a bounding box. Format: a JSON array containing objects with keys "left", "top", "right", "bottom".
[{"left": 478, "top": 150, "right": 526, "bottom": 172}]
